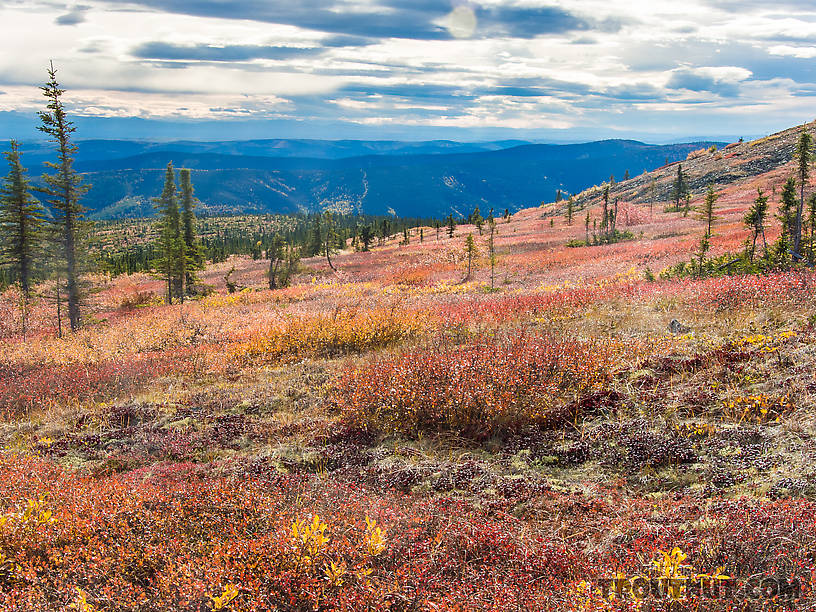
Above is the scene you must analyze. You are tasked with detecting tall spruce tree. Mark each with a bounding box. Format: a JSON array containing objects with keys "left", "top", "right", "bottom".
[
  {"left": 154, "top": 162, "right": 185, "bottom": 303},
  {"left": 38, "top": 62, "right": 88, "bottom": 332},
  {"left": 179, "top": 168, "right": 204, "bottom": 291},
  {"left": 307, "top": 218, "right": 322, "bottom": 256},
  {"left": 0, "top": 140, "right": 44, "bottom": 338},
  {"left": 794, "top": 129, "right": 813, "bottom": 259},
  {"left": 777, "top": 177, "right": 797, "bottom": 263}
]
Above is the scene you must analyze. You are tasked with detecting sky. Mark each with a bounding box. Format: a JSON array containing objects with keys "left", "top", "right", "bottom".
[{"left": 1, "top": 0, "right": 816, "bottom": 142}]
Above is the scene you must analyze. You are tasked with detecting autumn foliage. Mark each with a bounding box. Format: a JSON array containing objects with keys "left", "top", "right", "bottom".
[{"left": 333, "top": 333, "right": 622, "bottom": 439}]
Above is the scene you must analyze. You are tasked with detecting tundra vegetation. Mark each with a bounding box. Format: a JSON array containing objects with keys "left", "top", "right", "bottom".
[{"left": 2, "top": 76, "right": 816, "bottom": 609}]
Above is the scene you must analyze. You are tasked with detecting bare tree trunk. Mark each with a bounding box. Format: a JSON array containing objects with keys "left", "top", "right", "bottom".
[
  {"left": 56, "top": 280, "right": 63, "bottom": 339},
  {"left": 19, "top": 292, "right": 27, "bottom": 341}
]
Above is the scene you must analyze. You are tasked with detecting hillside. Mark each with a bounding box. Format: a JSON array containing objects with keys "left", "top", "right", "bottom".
[
  {"left": 56, "top": 139, "right": 722, "bottom": 218},
  {"left": 580, "top": 122, "right": 814, "bottom": 208},
  {"left": 3, "top": 122, "right": 816, "bottom": 610}
]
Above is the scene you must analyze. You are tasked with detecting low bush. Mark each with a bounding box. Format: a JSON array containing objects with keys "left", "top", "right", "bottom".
[
  {"left": 332, "top": 333, "right": 621, "bottom": 440},
  {"left": 234, "top": 309, "right": 424, "bottom": 364}
]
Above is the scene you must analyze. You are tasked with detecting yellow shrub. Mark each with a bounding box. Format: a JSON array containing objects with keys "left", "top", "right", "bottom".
[{"left": 235, "top": 310, "right": 423, "bottom": 363}]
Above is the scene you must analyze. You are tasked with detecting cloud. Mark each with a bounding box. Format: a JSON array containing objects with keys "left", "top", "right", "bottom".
[
  {"left": 475, "top": 5, "right": 592, "bottom": 37},
  {"left": 5, "top": 0, "right": 816, "bottom": 142},
  {"left": 98, "top": 0, "right": 612, "bottom": 41},
  {"left": 55, "top": 4, "right": 89, "bottom": 25},
  {"left": 666, "top": 66, "right": 751, "bottom": 97},
  {"left": 603, "top": 83, "right": 665, "bottom": 101},
  {"left": 131, "top": 42, "right": 326, "bottom": 62},
  {"left": 99, "top": 0, "right": 455, "bottom": 40}
]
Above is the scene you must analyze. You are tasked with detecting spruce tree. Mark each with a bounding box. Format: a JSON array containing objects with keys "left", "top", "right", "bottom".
[
  {"left": 565, "top": 196, "right": 574, "bottom": 225},
  {"left": 179, "top": 168, "right": 204, "bottom": 291},
  {"left": 464, "top": 233, "right": 478, "bottom": 280},
  {"left": 744, "top": 188, "right": 768, "bottom": 262},
  {"left": 808, "top": 193, "right": 816, "bottom": 265},
  {"left": 698, "top": 184, "right": 719, "bottom": 236},
  {"left": 323, "top": 211, "right": 336, "bottom": 271},
  {"left": 447, "top": 214, "right": 456, "bottom": 238},
  {"left": 0, "top": 140, "right": 44, "bottom": 338},
  {"left": 307, "top": 218, "right": 322, "bottom": 256},
  {"left": 0, "top": 141, "right": 43, "bottom": 296},
  {"left": 360, "top": 225, "right": 374, "bottom": 251},
  {"left": 37, "top": 62, "right": 88, "bottom": 332},
  {"left": 488, "top": 217, "right": 496, "bottom": 289},
  {"left": 794, "top": 130, "right": 812, "bottom": 258},
  {"left": 154, "top": 162, "right": 185, "bottom": 303},
  {"left": 268, "top": 235, "right": 299, "bottom": 289},
  {"left": 672, "top": 165, "right": 689, "bottom": 211},
  {"left": 777, "top": 177, "right": 797, "bottom": 263}
]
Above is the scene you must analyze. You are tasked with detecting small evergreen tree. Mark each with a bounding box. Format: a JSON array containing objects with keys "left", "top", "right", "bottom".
[
  {"left": 744, "top": 188, "right": 768, "bottom": 262},
  {"left": 777, "top": 177, "right": 797, "bottom": 263},
  {"left": 268, "top": 235, "right": 299, "bottom": 289},
  {"left": 698, "top": 184, "right": 719, "bottom": 235},
  {"left": 808, "top": 193, "right": 816, "bottom": 265},
  {"left": 464, "top": 233, "right": 478, "bottom": 280},
  {"left": 323, "top": 211, "right": 337, "bottom": 271},
  {"left": 446, "top": 214, "right": 456, "bottom": 238},
  {"left": 695, "top": 232, "right": 710, "bottom": 278},
  {"left": 360, "top": 225, "right": 374, "bottom": 251},
  {"left": 671, "top": 164, "right": 689, "bottom": 211},
  {"left": 153, "top": 162, "right": 185, "bottom": 303},
  {"left": 601, "top": 185, "right": 610, "bottom": 239},
  {"left": 0, "top": 140, "right": 44, "bottom": 338},
  {"left": 307, "top": 218, "right": 323, "bottom": 256},
  {"left": 566, "top": 196, "right": 574, "bottom": 225}
]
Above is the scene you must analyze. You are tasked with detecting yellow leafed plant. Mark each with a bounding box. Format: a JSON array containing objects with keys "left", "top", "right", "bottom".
[
  {"left": 209, "top": 584, "right": 239, "bottom": 611},
  {"left": 363, "top": 516, "right": 387, "bottom": 556}
]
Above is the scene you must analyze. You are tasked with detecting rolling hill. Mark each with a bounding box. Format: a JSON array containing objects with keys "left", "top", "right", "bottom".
[{"left": 43, "top": 138, "right": 724, "bottom": 219}]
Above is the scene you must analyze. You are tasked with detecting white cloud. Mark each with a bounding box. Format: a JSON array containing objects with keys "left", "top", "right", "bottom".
[{"left": 1, "top": 0, "right": 816, "bottom": 138}]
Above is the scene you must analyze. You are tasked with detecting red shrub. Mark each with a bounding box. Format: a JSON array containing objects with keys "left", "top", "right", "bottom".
[{"left": 332, "top": 333, "right": 621, "bottom": 439}]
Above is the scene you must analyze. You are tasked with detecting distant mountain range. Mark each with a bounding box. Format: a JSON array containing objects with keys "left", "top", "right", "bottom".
[{"left": 15, "top": 138, "right": 726, "bottom": 219}]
